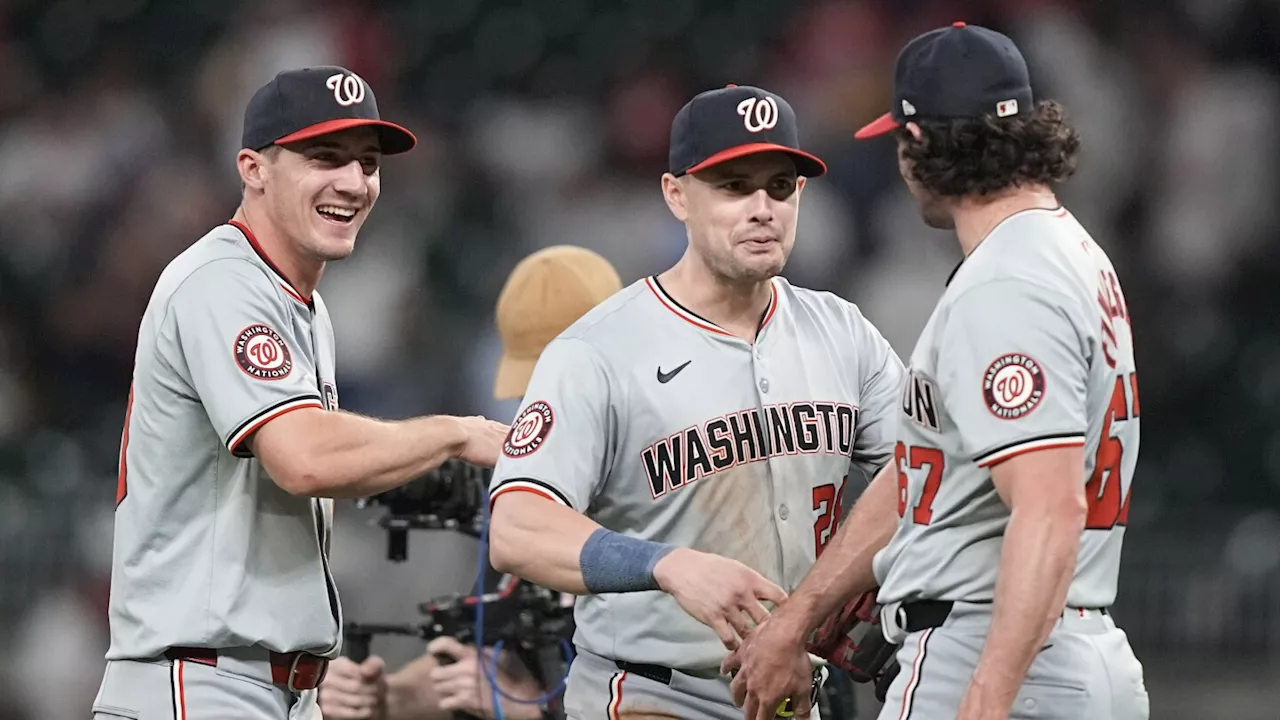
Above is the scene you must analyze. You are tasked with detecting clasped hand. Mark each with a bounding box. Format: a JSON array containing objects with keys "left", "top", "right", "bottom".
[{"left": 721, "top": 613, "right": 816, "bottom": 720}]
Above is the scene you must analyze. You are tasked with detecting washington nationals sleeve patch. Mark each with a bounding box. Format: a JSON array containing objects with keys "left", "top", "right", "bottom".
[
  {"left": 234, "top": 324, "right": 294, "bottom": 380},
  {"left": 503, "top": 401, "right": 554, "bottom": 458},
  {"left": 983, "top": 353, "right": 1045, "bottom": 419}
]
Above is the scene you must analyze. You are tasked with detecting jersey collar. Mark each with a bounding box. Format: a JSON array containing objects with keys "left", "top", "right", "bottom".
[
  {"left": 645, "top": 275, "right": 779, "bottom": 341},
  {"left": 227, "top": 219, "right": 313, "bottom": 309},
  {"left": 944, "top": 260, "right": 963, "bottom": 287},
  {"left": 943, "top": 205, "right": 1070, "bottom": 287}
]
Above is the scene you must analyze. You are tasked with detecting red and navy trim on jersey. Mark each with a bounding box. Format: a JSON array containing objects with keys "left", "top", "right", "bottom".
[
  {"left": 226, "top": 395, "right": 325, "bottom": 457},
  {"left": 227, "top": 220, "right": 313, "bottom": 309},
  {"left": 644, "top": 276, "right": 778, "bottom": 339},
  {"left": 944, "top": 206, "right": 1072, "bottom": 287},
  {"left": 974, "top": 432, "right": 1087, "bottom": 468},
  {"left": 489, "top": 477, "right": 574, "bottom": 509}
]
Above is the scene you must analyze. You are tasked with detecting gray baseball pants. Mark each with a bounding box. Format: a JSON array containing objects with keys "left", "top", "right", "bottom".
[
  {"left": 564, "top": 646, "right": 826, "bottom": 720},
  {"left": 92, "top": 650, "right": 321, "bottom": 719},
  {"left": 875, "top": 600, "right": 1149, "bottom": 720}
]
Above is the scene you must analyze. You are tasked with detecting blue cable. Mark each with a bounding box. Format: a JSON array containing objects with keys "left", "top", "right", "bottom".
[{"left": 474, "top": 485, "right": 572, "bottom": 719}]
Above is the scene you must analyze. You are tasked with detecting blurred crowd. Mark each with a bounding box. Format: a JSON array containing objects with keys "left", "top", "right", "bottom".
[{"left": 1, "top": 0, "right": 1279, "bottom": 717}]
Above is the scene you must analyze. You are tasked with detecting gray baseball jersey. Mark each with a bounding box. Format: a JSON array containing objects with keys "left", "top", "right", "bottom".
[
  {"left": 874, "top": 207, "right": 1139, "bottom": 609},
  {"left": 106, "top": 219, "right": 343, "bottom": 661},
  {"left": 489, "top": 275, "right": 904, "bottom": 672}
]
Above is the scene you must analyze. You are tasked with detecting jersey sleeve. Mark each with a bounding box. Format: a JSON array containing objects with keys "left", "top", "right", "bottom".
[
  {"left": 848, "top": 306, "right": 906, "bottom": 476},
  {"left": 166, "top": 260, "right": 323, "bottom": 457},
  {"left": 489, "top": 337, "right": 615, "bottom": 513},
  {"left": 937, "top": 280, "right": 1089, "bottom": 468}
]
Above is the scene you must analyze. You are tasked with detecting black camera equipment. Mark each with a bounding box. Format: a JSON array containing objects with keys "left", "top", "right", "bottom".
[
  {"left": 344, "top": 460, "right": 573, "bottom": 720},
  {"left": 355, "top": 458, "right": 490, "bottom": 561}
]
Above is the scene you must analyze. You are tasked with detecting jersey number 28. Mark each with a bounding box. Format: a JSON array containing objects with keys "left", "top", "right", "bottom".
[{"left": 812, "top": 474, "right": 848, "bottom": 556}]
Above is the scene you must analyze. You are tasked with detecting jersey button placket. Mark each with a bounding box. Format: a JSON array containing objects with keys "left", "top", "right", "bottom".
[
  {"left": 752, "top": 338, "right": 787, "bottom": 581},
  {"left": 752, "top": 336, "right": 768, "bottom": 394}
]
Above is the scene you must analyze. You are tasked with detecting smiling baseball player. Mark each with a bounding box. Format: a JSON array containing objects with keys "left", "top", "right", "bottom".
[
  {"left": 484, "top": 84, "right": 905, "bottom": 719},
  {"left": 93, "top": 66, "right": 509, "bottom": 720},
  {"left": 725, "top": 23, "right": 1150, "bottom": 720}
]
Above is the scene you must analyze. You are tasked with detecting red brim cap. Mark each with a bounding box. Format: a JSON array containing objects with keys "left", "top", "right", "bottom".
[
  {"left": 684, "top": 141, "right": 828, "bottom": 178},
  {"left": 275, "top": 118, "right": 418, "bottom": 155},
  {"left": 853, "top": 112, "right": 901, "bottom": 140}
]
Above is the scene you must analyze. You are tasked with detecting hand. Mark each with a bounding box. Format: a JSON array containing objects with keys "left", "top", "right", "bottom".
[
  {"left": 318, "top": 655, "right": 387, "bottom": 720},
  {"left": 427, "top": 637, "right": 545, "bottom": 720},
  {"left": 722, "top": 613, "right": 815, "bottom": 720},
  {"left": 453, "top": 416, "right": 510, "bottom": 468},
  {"left": 956, "top": 678, "right": 1016, "bottom": 720},
  {"left": 652, "top": 547, "right": 788, "bottom": 651}
]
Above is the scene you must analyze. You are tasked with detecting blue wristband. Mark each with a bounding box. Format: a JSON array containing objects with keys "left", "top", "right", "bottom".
[{"left": 579, "top": 527, "right": 676, "bottom": 594}]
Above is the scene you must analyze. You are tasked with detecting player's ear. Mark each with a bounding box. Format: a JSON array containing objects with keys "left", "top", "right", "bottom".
[
  {"left": 795, "top": 175, "right": 807, "bottom": 200},
  {"left": 661, "top": 173, "right": 689, "bottom": 223},
  {"left": 237, "top": 148, "right": 270, "bottom": 193}
]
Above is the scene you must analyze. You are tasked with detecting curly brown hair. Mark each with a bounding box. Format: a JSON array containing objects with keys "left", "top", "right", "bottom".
[{"left": 895, "top": 99, "right": 1082, "bottom": 198}]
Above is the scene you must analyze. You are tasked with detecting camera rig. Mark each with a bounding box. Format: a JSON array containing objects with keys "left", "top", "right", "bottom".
[
  {"left": 343, "top": 573, "right": 574, "bottom": 664},
  {"left": 344, "top": 460, "right": 574, "bottom": 718},
  {"left": 355, "top": 458, "right": 491, "bottom": 559}
]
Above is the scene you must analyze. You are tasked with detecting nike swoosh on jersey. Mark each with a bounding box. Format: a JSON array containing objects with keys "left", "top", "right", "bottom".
[{"left": 656, "top": 360, "right": 692, "bottom": 384}]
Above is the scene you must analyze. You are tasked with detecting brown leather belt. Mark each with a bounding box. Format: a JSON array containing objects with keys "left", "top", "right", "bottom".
[{"left": 164, "top": 647, "right": 329, "bottom": 691}]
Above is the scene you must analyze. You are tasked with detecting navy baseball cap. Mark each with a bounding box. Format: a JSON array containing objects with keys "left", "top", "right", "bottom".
[
  {"left": 242, "top": 66, "right": 417, "bottom": 155},
  {"left": 669, "top": 84, "right": 826, "bottom": 178},
  {"left": 855, "top": 22, "right": 1033, "bottom": 139}
]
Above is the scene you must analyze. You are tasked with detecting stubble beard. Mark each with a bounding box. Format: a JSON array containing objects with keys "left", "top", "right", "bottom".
[{"left": 711, "top": 246, "right": 784, "bottom": 287}]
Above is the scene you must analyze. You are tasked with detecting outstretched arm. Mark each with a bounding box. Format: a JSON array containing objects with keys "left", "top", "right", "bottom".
[
  {"left": 488, "top": 491, "right": 603, "bottom": 595},
  {"left": 722, "top": 462, "right": 900, "bottom": 720},
  {"left": 489, "top": 490, "right": 788, "bottom": 650},
  {"left": 773, "top": 460, "right": 899, "bottom": 635},
  {"left": 251, "top": 409, "right": 508, "bottom": 498}
]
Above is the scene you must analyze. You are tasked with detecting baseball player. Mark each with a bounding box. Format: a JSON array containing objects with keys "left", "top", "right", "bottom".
[
  {"left": 318, "top": 245, "right": 624, "bottom": 720},
  {"left": 93, "top": 66, "right": 509, "bottom": 720},
  {"left": 485, "top": 84, "right": 905, "bottom": 720},
  {"left": 725, "top": 23, "right": 1150, "bottom": 720}
]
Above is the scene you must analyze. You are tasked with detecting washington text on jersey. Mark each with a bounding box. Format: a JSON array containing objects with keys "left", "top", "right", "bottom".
[{"left": 641, "top": 401, "right": 859, "bottom": 498}]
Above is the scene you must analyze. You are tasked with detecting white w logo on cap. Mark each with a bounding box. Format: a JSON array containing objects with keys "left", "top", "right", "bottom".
[
  {"left": 326, "top": 73, "right": 366, "bottom": 106},
  {"left": 737, "top": 96, "right": 779, "bottom": 133}
]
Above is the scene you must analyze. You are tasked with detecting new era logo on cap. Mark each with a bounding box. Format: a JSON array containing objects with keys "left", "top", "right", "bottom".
[
  {"left": 669, "top": 84, "right": 826, "bottom": 178},
  {"left": 242, "top": 65, "right": 417, "bottom": 155},
  {"left": 855, "top": 22, "right": 1034, "bottom": 139}
]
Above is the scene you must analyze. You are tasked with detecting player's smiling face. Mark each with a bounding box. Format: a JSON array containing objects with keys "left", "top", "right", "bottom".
[
  {"left": 675, "top": 152, "right": 805, "bottom": 285},
  {"left": 267, "top": 126, "right": 382, "bottom": 261}
]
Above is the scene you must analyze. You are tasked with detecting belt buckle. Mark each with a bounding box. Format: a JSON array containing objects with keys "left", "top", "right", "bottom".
[
  {"left": 879, "top": 600, "right": 907, "bottom": 644},
  {"left": 285, "top": 653, "right": 327, "bottom": 692}
]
